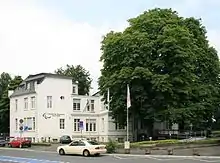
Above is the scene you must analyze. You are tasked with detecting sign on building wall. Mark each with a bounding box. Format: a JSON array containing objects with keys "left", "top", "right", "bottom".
[
  {"left": 42, "top": 113, "right": 65, "bottom": 119},
  {"left": 79, "top": 121, "right": 84, "bottom": 130}
]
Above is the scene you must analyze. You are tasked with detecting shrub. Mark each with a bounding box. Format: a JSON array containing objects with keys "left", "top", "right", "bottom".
[{"left": 106, "top": 139, "right": 117, "bottom": 153}]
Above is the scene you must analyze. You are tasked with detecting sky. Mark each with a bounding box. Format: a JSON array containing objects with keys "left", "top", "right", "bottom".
[{"left": 0, "top": 0, "right": 220, "bottom": 94}]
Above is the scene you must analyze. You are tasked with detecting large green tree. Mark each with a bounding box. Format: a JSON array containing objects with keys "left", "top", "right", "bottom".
[
  {"left": 0, "top": 73, "right": 23, "bottom": 133},
  {"left": 55, "top": 64, "right": 92, "bottom": 95},
  {"left": 99, "top": 8, "right": 220, "bottom": 133}
]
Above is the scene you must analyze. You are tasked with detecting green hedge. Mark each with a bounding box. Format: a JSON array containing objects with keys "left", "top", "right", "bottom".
[
  {"left": 31, "top": 143, "right": 51, "bottom": 146},
  {"left": 115, "top": 138, "right": 220, "bottom": 149}
]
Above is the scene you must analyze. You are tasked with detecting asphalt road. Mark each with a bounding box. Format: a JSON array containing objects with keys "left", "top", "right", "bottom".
[{"left": 1, "top": 148, "right": 220, "bottom": 163}]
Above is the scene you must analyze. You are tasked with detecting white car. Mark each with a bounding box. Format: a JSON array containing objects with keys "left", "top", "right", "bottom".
[{"left": 57, "top": 140, "right": 107, "bottom": 157}]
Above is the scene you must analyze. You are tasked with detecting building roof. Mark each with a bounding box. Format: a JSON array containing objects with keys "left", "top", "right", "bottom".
[
  {"left": 10, "top": 73, "right": 74, "bottom": 98},
  {"left": 25, "top": 73, "right": 73, "bottom": 81}
]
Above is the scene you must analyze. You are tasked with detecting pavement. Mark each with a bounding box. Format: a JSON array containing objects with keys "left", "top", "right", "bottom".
[{"left": 1, "top": 147, "right": 220, "bottom": 163}]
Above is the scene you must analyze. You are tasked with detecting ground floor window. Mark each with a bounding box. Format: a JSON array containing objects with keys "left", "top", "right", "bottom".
[
  {"left": 86, "top": 119, "right": 96, "bottom": 132},
  {"left": 59, "top": 119, "right": 65, "bottom": 129},
  {"left": 115, "top": 122, "right": 125, "bottom": 130},
  {"left": 73, "top": 119, "right": 80, "bottom": 131},
  {"left": 23, "top": 117, "right": 35, "bottom": 131}
]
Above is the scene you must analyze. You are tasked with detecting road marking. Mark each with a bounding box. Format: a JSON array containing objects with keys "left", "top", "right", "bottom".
[
  {"left": 0, "top": 156, "right": 69, "bottom": 163},
  {"left": 0, "top": 147, "right": 56, "bottom": 154}
]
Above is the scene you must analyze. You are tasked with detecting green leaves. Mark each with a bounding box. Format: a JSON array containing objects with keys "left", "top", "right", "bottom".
[
  {"left": 99, "top": 8, "right": 220, "bottom": 131},
  {"left": 55, "top": 64, "right": 92, "bottom": 95}
]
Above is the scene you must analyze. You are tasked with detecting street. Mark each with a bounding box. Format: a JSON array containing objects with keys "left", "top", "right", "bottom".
[{"left": 1, "top": 148, "right": 220, "bottom": 163}]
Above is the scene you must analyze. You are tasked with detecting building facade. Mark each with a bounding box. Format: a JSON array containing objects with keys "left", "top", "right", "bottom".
[{"left": 9, "top": 73, "right": 132, "bottom": 143}]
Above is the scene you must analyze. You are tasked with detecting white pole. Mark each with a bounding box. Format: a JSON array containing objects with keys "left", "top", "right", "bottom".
[
  {"left": 125, "top": 84, "right": 131, "bottom": 153},
  {"left": 126, "top": 104, "right": 129, "bottom": 142},
  {"left": 126, "top": 84, "right": 131, "bottom": 142}
]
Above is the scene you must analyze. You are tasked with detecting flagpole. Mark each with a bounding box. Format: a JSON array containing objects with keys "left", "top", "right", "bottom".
[
  {"left": 126, "top": 84, "right": 130, "bottom": 142},
  {"left": 107, "top": 88, "right": 110, "bottom": 110},
  {"left": 126, "top": 102, "right": 129, "bottom": 142},
  {"left": 125, "top": 84, "right": 131, "bottom": 154}
]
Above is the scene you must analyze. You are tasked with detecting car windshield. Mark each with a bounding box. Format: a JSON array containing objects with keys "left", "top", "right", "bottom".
[{"left": 88, "top": 141, "right": 99, "bottom": 145}]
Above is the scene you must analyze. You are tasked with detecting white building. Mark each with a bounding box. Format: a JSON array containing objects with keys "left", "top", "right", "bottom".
[{"left": 9, "top": 73, "right": 132, "bottom": 143}]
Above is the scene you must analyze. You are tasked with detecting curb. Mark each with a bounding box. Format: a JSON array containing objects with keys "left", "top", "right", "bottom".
[{"left": 111, "top": 153, "right": 220, "bottom": 159}]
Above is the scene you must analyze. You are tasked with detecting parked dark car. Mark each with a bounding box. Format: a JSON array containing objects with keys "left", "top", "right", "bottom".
[
  {"left": 0, "top": 137, "right": 8, "bottom": 147},
  {"left": 60, "top": 135, "right": 72, "bottom": 144}
]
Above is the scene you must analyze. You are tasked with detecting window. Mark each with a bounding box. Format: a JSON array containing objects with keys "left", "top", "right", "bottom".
[
  {"left": 90, "top": 100, "right": 95, "bottom": 112},
  {"left": 60, "top": 119, "right": 65, "bottom": 129},
  {"left": 86, "top": 100, "right": 94, "bottom": 112},
  {"left": 47, "top": 96, "right": 52, "bottom": 108},
  {"left": 24, "top": 98, "right": 28, "bottom": 110},
  {"left": 73, "top": 86, "right": 76, "bottom": 94},
  {"left": 88, "top": 141, "right": 99, "bottom": 145},
  {"left": 23, "top": 117, "right": 35, "bottom": 131},
  {"left": 115, "top": 123, "right": 125, "bottom": 130},
  {"left": 115, "top": 122, "right": 125, "bottom": 130},
  {"left": 27, "top": 117, "right": 33, "bottom": 130},
  {"left": 78, "top": 141, "right": 86, "bottom": 146},
  {"left": 15, "top": 99, "right": 18, "bottom": 112},
  {"left": 73, "top": 119, "right": 80, "bottom": 131},
  {"left": 70, "top": 141, "right": 79, "bottom": 146},
  {"left": 33, "top": 117, "right": 35, "bottom": 130},
  {"left": 15, "top": 118, "right": 18, "bottom": 130},
  {"left": 73, "top": 99, "right": 80, "bottom": 111},
  {"left": 31, "top": 97, "right": 35, "bottom": 109},
  {"left": 102, "top": 118, "right": 104, "bottom": 132},
  {"left": 86, "top": 100, "right": 90, "bottom": 111},
  {"left": 86, "top": 119, "right": 96, "bottom": 132}
]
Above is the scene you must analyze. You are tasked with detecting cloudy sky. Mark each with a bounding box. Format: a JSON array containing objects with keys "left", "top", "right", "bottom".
[{"left": 0, "top": 0, "right": 219, "bottom": 93}]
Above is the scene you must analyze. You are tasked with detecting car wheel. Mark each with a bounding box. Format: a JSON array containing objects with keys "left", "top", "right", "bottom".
[
  {"left": 28, "top": 144, "right": 31, "bottom": 147},
  {"left": 59, "top": 149, "right": 65, "bottom": 155},
  {"left": 95, "top": 153, "right": 100, "bottom": 157},
  {"left": 83, "top": 150, "right": 90, "bottom": 157}
]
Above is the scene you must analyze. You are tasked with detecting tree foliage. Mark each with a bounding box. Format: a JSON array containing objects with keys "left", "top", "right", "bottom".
[
  {"left": 0, "top": 73, "right": 23, "bottom": 133},
  {"left": 55, "top": 64, "right": 92, "bottom": 95},
  {"left": 99, "top": 8, "right": 220, "bottom": 130}
]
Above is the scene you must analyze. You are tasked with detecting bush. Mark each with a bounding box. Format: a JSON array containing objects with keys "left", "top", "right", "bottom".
[
  {"left": 31, "top": 142, "right": 51, "bottom": 146},
  {"left": 116, "top": 138, "right": 220, "bottom": 149},
  {"left": 106, "top": 139, "right": 117, "bottom": 153}
]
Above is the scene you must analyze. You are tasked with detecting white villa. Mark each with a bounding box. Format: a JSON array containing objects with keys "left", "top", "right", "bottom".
[{"left": 8, "top": 73, "right": 132, "bottom": 143}]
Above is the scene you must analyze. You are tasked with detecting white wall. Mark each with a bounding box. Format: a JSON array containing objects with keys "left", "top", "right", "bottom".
[
  {"left": 36, "top": 77, "right": 73, "bottom": 141},
  {"left": 10, "top": 93, "right": 37, "bottom": 139}
]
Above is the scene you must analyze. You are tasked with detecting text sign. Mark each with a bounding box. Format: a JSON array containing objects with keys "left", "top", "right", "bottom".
[
  {"left": 79, "top": 121, "right": 83, "bottom": 130},
  {"left": 43, "top": 113, "right": 65, "bottom": 119}
]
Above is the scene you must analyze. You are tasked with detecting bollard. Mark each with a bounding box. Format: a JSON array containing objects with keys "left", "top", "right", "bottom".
[
  {"left": 145, "top": 148, "right": 151, "bottom": 155},
  {"left": 167, "top": 148, "right": 173, "bottom": 155},
  {"left": 193, "top": 148, "right": 200, "bottom": 156}
]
